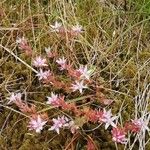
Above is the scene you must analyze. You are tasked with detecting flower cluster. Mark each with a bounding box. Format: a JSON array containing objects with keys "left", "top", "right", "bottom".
[
  {"left": 50, "top": 21, "right": 83, "bottom": 38},
  {"left": 33, "top": 54, "right": 94, "bottom": 94},
  {"left": 49, "top": 115, "right": 79, "bottom": 134},
  {"left": 8, "top": 91, "right": 150, "bottom": 144},
  {"left": 112, "top": 116, "right": 150, "bottom": 144},
  {"left": 125, "top": 117, "right": 150, "bottom": 133},
  {"left": 9, "top": 23, "right": 150, "bottom": 148},
  {"left": 7, "top": 93, "right": 48, "bottom": 133}
]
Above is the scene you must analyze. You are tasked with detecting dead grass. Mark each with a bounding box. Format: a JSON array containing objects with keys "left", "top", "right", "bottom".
[{"left": 0, "top": 0, "right": 150, "bottom": 149}]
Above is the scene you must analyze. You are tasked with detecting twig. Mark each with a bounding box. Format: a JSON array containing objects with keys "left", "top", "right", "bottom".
[{"left": 0, "top": 44, "right": 38, "bottom": 73}]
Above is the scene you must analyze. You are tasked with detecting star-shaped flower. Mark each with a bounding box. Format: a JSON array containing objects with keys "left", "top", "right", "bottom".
[
  {"left": 71, "top": 24, "right": 83, "bottom": 33},
  {"left": 56, "top": 57, "right": 67, "bottom": 70},
  {"left": 32, "top": 56, "right": 48, "bottom": 68},
  {"left": 132, "top": 116, "right": 150, "bottom": 133},
  {"left": 36, "top": 69, "right": 51, "bottom": 80},
  {"left": 71, "top": 80, "right": 88, "bottom": 94},
  {"left": 78, "top": 65, "right": 94, "bottom": 80},
  {"left": 16, "top": 37, "right": 26, "bottom": 44},
  {"left": 46, "top": 92, "right": 60, "bottom": 107},
  {"left": 45, "top": 47, "right": 51, "bottom": 53},
  {"left": 50, "top": 21, "right": 62, "bottom": 32},
  {"left": 28, "top": 115, "right": 47, "bottom": 133},
  {"left": 100, "top": 109, "right": 118, "bottom": 129},
  {"left": 49, "top": 116, "right": 68, "bottom": 134},
  {"left": 7, "top": 92, "right": 22, "bottom": 104}
]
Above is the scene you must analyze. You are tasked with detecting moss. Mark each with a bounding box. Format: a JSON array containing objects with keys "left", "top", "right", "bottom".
[
  {"left": 139, "top": 50, "right": 150, "bottom": 61},
  {"left": 121, "top": 61, "right": 137, "bottom": 78},
  {"left": 0, "top": 0, "right": 150, "bottom": 149},
  {"left": 0, "top": 136, "right": 7, "bottom": 149},
  {"left": 18, "top": 139, "right": 33, "bottom": 150}
]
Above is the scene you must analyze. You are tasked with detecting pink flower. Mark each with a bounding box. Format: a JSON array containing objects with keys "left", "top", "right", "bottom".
[
  {"left": 46, "top": 92, "right": 60, "bottom": 107},
  {"left": 132, "top": 119, "right": 143, "bottom": 127},
  {"left": 16, "top": 37, "right": 32, "bottom": 55},
  {"left": 78, "top": 65, "right": 94, "bottom": 80},
  {"left": 111, "top": 127, "right": 127, "bottom": 144},
  {"left": 125, "top": 116, "right": 150, "bottom": 133},
  {"left": 32, "top": 56, "right": 48, "bottom": 67},
  {"left": 36, "top": 69, "right": 51, "bottom": 80},
  {"left": 7, "top": 92, "right": 22, "bottom": 104},
  {"left": 132, "top": 117, "right": 150, "bottom": 132},
  {"left": 50, "top": 21, "right": 62, "bottom": 32},
  {"left": 56, "top": 57, "right": 67, "bottom": 70},
  {"left": 49, "top": 116, "right": 69, "bottom": 134},
  {"left": 71, "top": 24, "right": 83, "bottom": 34},
  {"left": 100, "top": 109, "right": 117, "bottom": 129},
  {"left": 28, "top": 115, "right": 47, "bottom": 133},
  {"left": 45, "top": 47, "right": 57, "bottom": 58},
  {"left": 71, "top": 80, "right": 88, "bottom": 94}
]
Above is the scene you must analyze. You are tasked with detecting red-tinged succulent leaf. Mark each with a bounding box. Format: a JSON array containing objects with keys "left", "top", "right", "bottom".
[{"left": 86, "top": 137, "right": 98, "bottom": 150}]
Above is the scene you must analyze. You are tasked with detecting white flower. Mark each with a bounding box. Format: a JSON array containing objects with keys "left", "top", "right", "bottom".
[
  {"left": 78, "top": 65, "right": 94, "bottom": 80},
  {"left": 28, "top": 115, "right": 47, "bottom": 133},
  {"left": 16, "top": 37, "right": 26, "bottom": 44},
  {"left": 71, "top": 80, "right": 88, "bottom": 94},
  {"left": 101, "top": 109, "right": 118, "bottom": 129},
  {"left": 49, "top": 116, "right": 68, "bottom": 134},
  {"left": 56, "top": 57, "right": 67, "bottom": 70},
  {"left": 32, "top": 56, "right": 48, "bottom": 67},
  {"left": 50, "top": 21, "right": 62, "bottom": 32},
  {"left": 7, "top": 92, "right": 22, "bottom": 104},
  {"left": 36, "top": 69, "right": 51, "bottom": 80},
  {"left": 56, "top": 57, "right": 66, "bottom": 65},
  {"left": 46, "top": 92, "right": 60, "bottom": 106},
  {"left": 72, "top": 24, "right": 83, "bottom": 33},
  {"left": 45, "top": 47, "right": 51, "bottom": 54}
]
